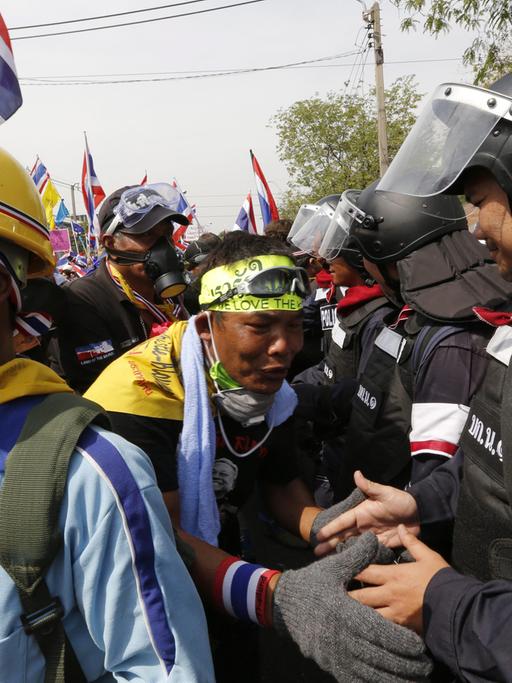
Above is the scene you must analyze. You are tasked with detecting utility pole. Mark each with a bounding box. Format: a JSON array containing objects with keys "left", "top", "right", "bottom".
[{"left": 362, "top": 1, "right": 389, "bottom": 175}]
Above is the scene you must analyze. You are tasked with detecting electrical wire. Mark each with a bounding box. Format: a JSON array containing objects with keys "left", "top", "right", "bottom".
[
  {"left": 11, "top": 0, "right": 266, "bottom": 40},
  {"left": 17, "top": 54, "right": 463, "bottom": 87},
  {"left": 9, "top": 0, "right": 213, "bottom": 31},
  {"left": 18, "top": 51, "right": 360, "bottom": 85}
]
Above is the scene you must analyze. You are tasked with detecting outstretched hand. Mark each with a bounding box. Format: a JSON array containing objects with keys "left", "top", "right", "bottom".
[
  {"left": 349, "top": 525, "right": 449, "bottom": 634},
  {"left": 314, "top": 471, "right": 420, "bottom": 557}
]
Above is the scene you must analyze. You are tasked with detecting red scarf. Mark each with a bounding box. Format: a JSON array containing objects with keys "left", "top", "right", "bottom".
[{"left": 336, "top": 284, "right": 384, "bottom": 317}]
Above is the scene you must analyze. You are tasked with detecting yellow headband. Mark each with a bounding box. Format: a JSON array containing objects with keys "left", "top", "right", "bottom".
[{"left": 199, "top": 254, "right": 303, "bottom": 312}]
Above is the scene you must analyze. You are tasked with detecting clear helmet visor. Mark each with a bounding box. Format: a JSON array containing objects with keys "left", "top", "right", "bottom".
[
  {"left": 288, "top": 204, "right": 335, "bottom": 256},
  {"left": 377, "top": 83, "right": 512, "bottom": 199},
  {"left": 114, "top": 182, "right": 183, "bottom": 228},
  {"left": 287, "top": 204, "right": 320, "bottom": 243},
  {"left": 318, "top": 190, "right": 362, "bottom": 260}
]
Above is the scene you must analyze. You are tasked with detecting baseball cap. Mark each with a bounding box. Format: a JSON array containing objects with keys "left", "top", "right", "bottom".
[{"left": 98, "top": 184, "right": 189, "bottom": 235}]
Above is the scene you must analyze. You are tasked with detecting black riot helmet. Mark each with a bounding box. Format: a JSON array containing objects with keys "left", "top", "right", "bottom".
[
  {"left": 376, "top": 74, "right": 512, "bottom": 199},
  {"left": 338, "top": 180, "right": 467, "bottom": 265}
]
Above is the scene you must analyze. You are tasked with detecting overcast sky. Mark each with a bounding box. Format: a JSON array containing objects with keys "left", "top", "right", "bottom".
[{"left": 1, "top": 0, "right": 474, "bottom": 232}]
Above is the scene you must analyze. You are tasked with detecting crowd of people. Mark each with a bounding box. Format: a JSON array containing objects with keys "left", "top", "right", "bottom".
[{"left": 2, "top": 72, "right": 512, "bottom": 683}]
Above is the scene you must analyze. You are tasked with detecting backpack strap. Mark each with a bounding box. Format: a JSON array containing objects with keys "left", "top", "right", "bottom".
[
  {"left": 0, "top": 393, "right": 109, "bottom": 683},
  {"left": 399, "top": 324, "right": 465, "bottom": 399}
]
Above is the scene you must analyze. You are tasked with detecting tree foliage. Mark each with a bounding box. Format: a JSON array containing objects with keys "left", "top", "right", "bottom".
[
  {"left": 393, "top": 0, "right": 512, "bottom": 84},
  {"left": 272, "top": 76, "right": 421, "bottom": 218}
]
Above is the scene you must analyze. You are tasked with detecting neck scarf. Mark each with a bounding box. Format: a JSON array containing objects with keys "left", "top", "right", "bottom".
[
  {"left": 0, "top": 254, "right": 53, "bottom": 339},
  {"left": 0, "top": 358, "right": 73, "bottom": 404},
  {"left": 106, "top": 260, "right": 176, "bottom": 324}
]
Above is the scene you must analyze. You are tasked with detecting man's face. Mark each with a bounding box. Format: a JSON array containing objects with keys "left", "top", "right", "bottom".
[
  {"left": 206, "top": 310, "right": 304, "bottom": 394},
  {"left": 362, "top": 259, "right": 399, "bottom": 297},
  {"left": 113, "top": 219, "right": 173, "bottom": 253},
  {"left": 465, "top": 168, "right": 512, "bottom": 280},
  {"left": 328, "top": 257, "right": 362, "bottom": 287}
]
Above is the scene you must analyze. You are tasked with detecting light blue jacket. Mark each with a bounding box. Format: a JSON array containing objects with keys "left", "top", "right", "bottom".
[{"left": 0, "top": 395, "right": 215, "bottom": 682}]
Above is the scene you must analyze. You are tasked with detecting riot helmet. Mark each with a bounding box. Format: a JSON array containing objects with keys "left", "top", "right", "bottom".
[
  {"left": 330, "top": 180, "right": 467, "bottom": 265},
  {"left": 376, "top": 74, "right": 512, "bottom": 199},
  {"left": 287, "top": 194, "right": 339, "bottom": 256}
]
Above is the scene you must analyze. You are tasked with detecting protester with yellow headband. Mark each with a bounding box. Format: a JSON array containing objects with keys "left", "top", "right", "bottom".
[{"left": 86, "top": 231, "right": 432, "bottom": 682}]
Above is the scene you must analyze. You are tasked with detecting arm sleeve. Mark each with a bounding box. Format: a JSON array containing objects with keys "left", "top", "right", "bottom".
[
  {"left": 69, "top": 435, "right": 214, "bottom": 682},
  {"left": 423, "top": 567, "right": 512, "bottom": 682},
  {"left": 259, "top": 416, "right": 300, "bottom": 486},
  {"left": 409, "top": 339, "right": 488, "bottom": 484},
  {"left": 107, "top": 412, "right": 182, "bottom": 492},
  {"left": 301, "top": 292, "right": 323, "bottom": 338},
  {"left": 408, "top": 449, "right": 463, "bottom": 554}
]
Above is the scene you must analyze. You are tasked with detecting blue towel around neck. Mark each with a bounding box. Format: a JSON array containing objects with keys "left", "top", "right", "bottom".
[{"left": 177, "top": 316, "right": 297, "bottom": 545}]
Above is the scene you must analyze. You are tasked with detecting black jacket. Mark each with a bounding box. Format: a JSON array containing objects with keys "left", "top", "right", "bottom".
[{"left": 58, "top": 260, "right": 149, "bottom": 393}]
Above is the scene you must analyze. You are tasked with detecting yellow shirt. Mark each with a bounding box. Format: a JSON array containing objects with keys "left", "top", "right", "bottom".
[{"left": 85, "top": 322, "right": 189, "bottom": 421}]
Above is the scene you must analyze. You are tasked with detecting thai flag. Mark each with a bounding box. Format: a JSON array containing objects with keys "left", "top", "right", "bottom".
[
  {"left": 0, "top": 14, "right": 22, "bottom": 123},
  {"left": 81, "top": 133, "right": 106, "bottom": 238},
  {"left": 171, "top": 178, "right": 195, "bottom": 224},
  {"left": 30, "top": 156, "right": 50, "bottom": 194},
  {"left": 234, "top": 192, "right": 257, "bottom": 234},
  {"left": 250, "top": 150, "right": 280, "bottom": 228},
  {"left": 140, "top": 172, "right": 148, "bottom": 186}
]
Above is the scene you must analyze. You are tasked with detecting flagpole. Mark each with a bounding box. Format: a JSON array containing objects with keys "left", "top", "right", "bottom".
[
  {"left": 83, "top": 131, "right": 92, "bottom": 263},
  {"left": 71, "top": 224, "right": 80, "bottom": 254}
]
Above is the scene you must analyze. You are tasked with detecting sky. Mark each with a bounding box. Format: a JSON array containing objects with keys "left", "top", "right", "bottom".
[{"left": 1, "top": 0, "right": 475, "bottom": 232}]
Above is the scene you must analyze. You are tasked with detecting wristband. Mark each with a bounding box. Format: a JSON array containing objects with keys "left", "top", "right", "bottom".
[{"left": 213, "top": 556, "right": 280, "bottom": 627}]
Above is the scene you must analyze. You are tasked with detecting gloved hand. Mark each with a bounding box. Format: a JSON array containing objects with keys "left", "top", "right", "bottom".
[
  {"left": 310, "top": 487, "right": 366, "bottom": 546},
  {"left": 272, "top": 532, "right": 432, "bottom": 683}
]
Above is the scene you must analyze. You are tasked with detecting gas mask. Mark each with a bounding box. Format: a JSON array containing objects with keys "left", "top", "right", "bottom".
[{"left": 107, "top": 235, "right": 188, "bottom": 299}]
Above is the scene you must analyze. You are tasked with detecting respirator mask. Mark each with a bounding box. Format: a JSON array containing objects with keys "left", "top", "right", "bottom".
[
  {"left": 106, "top": 235, "right": 187, "bottom": 299},
  {"left": 104, "top": 183, "right": 189, "bottom": 298}
]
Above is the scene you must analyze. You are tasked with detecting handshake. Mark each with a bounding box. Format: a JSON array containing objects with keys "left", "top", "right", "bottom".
[{"left": 272, "top": 472, "right": 436, "bottom": 682}]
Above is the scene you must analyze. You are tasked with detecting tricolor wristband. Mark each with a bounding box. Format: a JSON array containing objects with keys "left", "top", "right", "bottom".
[{"left": 213, "top": 556, "right": 280, "bottom": 627}]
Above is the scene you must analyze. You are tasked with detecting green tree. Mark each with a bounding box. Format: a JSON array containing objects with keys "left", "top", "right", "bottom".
[
  {"left": 393, "top": 0, "right": 512, "bottom": 84},
  {"left": 272, "top": 76, "right": 421, "bottom": 218}
]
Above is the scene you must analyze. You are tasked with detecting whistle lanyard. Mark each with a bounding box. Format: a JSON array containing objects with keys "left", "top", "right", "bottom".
[{"left": 106, "top": 260, "right": 175, "bottom": 324}]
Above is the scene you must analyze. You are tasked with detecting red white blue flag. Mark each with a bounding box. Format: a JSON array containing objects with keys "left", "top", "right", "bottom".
[
  {"left": 234, "top": 192, "right": 257, "bottom": 234},
  {"left": 140, "top": 172, "right": 148, "bottom": 186},
  {"left": 81, "top": 132, "right": 106, "bottom": 238},
  {"left": 30, "top": 156, "right": 50, "bottom": 194},
  {"left": 250, "top": 150, "right": 279, "bottom": 228},
  {"left": 171, "top": 178, "right": 197, "bottom": 250},
  {"left": 0, "top": 15, "right": 22, "bottom": 123}
]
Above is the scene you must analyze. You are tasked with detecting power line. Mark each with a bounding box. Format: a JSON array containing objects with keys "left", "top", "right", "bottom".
[
  {"left": 20, "top": 51, "right": 359, "bottom": 80},
  {"left": 18, "top": 54, "right": 460, "bottom": 86},
  {"left": 11, "top": 0, "right": 266, "bottom": 41},
  {"left": 9, "top": 0, "right": 212, "bottom": 31},
  {"left": 19, "top": 51, "right": 360, "bottom": 85}
]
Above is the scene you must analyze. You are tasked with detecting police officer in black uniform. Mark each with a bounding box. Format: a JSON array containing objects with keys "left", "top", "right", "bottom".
[
  {"left": 318, "top": 180, "right": 512, "bottom": 495},
  {"left": 315, "top": 73, "right": 512, "bottom": 682}
]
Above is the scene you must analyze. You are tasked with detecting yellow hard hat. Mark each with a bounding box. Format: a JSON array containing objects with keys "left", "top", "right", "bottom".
[{"left": 0, "top": 147, "right": 55, "bottom": 278}]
